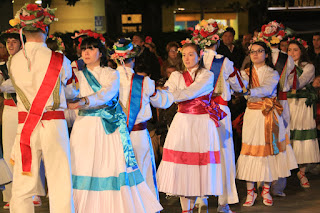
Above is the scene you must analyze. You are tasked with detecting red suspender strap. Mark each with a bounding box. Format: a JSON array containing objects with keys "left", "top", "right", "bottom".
[
  {"left": 182, "top": 71, "right": 194, "bottom": 86},
  {"left": 19, "top": 51, "right": 63, "bottom": 175},
  {"left": 229, "top": 67, "right": 247, "bottom": 93}
]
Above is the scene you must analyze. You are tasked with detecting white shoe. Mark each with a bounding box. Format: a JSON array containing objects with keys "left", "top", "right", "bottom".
[{"left": 195, "top": 197, "right": 208, "bottom": 213}]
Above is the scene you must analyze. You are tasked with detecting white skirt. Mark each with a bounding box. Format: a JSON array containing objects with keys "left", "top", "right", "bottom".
[
  {"left": 157, "top": 112, "right": 223, "bottom": 197},
  {"left": 0, "top": 158, "right": 12, "bottom": 186},
  {"left": 288, "top": 97, "right": 320, "bottom": 164},
  {"left": 217, "top": 105, "right": 238, "bottom": 204},
  {"left": 70, "top": 115, "right": 162, "bottom": 213},
  {"left": 236, "top": 107, "right": 297, "bottom": 182}
]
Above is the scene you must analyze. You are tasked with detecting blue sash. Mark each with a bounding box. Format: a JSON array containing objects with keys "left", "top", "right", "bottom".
[
  {"left": 210, "top": 56, "right": 224, "bottom": 89},
  {"left": 76, "top": 59, "right": 85, "bottom": 71},
  {"left": 127, "top": 74, "right": 144, "bottom": 132},
  {"left": 78, "top": 68, "right": 138, "bottom": 169}
]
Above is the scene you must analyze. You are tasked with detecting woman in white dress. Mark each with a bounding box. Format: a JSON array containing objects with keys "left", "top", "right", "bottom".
[
  {"left": 157, "top": 42, "right": 226, "bottom": 213},
  {"left": 287, "top": 38, "right": 320, "bottom": 188},
  {"left": 68, "top": 36, "right": 162, "bottom": 213},
  {"left": 237, "top": 41, "right": 297, "bottom": 207}
]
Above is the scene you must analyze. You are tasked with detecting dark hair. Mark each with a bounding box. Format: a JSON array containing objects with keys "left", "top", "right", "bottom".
[
  {"left": 181, "top": 43, "right": 204, "bottom": 78},
  {"left": 5, "top": 34, "right": 22, "bottom": 44},
  {"left": 80, "top": 37, "right": 107, "bottom": 67},
  {"left": 166, "top": 41, "right": 179, "bottom": 52},
  {"left": 46, "top": 38, "right": 59, "bottom": 52},
  {"left": 248, "top": 41, "right": 274, "bottom": 89},
  {"left": 134, "top": 52, "right": 151, "bottom": 76},
  {"left": 133, "top": 33, "right": 145, "bottom": 43},
  {"left": 224, "top": 27, "right": 235, "bottom": 36},
  {"left": 288, "top": 40, "right": 311, "bottom": 67}
]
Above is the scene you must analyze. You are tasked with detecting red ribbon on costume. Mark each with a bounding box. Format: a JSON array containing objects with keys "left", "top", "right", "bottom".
[
  {"left": 229, "top": 67, "right": 247, "bottom": 93},
  {"left": 162, "top": 148, "right": 220, "bottom": 165},
  {"left": 278, "top": 91, "right": 287, "bottom": 100},
  {"left": 18, "top": 111, "right": 65, "bottom": 124},
  {"left": 19, "top": 51, "right": 63, "bottom": 175},
  {"left": 178, "top": 71, "right": 227, "bottom": 127},
  {"left": 212, "top": 95, "right": 228, "bottom": 106},
  {"left": 291, "top": 66, "right": 297, "bottom": 93},
  {"left": 4, "top": 99, "right": 17, "bottom": 107}
]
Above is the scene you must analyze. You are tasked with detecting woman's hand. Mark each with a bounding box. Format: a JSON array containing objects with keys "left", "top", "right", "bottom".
[{"left": 67, "top": 97, "right": 87, "bottom": 109}]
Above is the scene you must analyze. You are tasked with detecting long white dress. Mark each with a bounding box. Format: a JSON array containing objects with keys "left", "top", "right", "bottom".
[
  {"left": 117, "top": 66, "right": 173, "bottom": 199},
  {"left": 70, "top": 66, "right": 162, "bottom": 213},
  {"left": 236, "top": 65, "right": 297, "bottom": 182},
  {"left": 157, "top": 67, "right": 223, "bottom": 197},
  {"left": 288, "top": 62, "right": 320, "bottom": 164},
  {"left": 203, "top": 49, "right": 246, "bottom": 204}
]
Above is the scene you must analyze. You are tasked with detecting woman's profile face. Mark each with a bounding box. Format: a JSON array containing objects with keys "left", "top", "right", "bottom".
[
  {"left": 288, "top": 43, "right": 301, "bottom": 62},
  {"left": 182, "top": 46, "right": 199, "bottom": 70}
]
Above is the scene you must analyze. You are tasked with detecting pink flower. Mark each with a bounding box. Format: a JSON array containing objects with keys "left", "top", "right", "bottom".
[{"left": 145, "top": 36, "right": 152, "bottom": 43}]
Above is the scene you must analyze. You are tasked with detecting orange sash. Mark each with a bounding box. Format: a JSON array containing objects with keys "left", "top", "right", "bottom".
[{"left": 244, "top": 67, "right": 283, "bottom": 155}]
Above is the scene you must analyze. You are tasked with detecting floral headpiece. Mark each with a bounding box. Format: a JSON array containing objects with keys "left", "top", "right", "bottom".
[
  {"left": 48, "top": 35, "right": 65, "bottom": 52},
  {"left": 288, "top": 37, "right": 308, "bottom": 49},
  {"left": 73, "top": 29, "right": 106, "bottom": 48},
  {"left": 110, "top": 38, "right": 139, "bottom": 62},
  {"left": 259, "top": 21, "right": 286, "bottom": 45},
  {"left": 181, "top": 19, "right": 226, "bottom": 49},
  {"left": 9, "top": 3, "right": 56, "bottom": 33},
  {"left": 3, "top": 28, "right": 19, "bottom": 35}
]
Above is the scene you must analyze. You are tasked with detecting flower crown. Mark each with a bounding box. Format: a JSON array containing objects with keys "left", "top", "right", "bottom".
[
  {"left": 181, "top": 19, "right": 226, "bottom": 49},
  {"left": 110, "top": 38, "right": 139, "bottom": 62},
  {"left": 3, "top": 28, "right": 19, "bottom": 35},
  {"left": 74, "top": 29, "right": 106, "bottom": 48},
  {"left": 9, "top": 3, "right": 56, "bottom": 33},
  {"left": 260, "top": 21, "right": 286, "bottom": 45},
  {"left": 288, "top": 37, "right": 308, "bottom": 49},
  {"left": 48, "top": 35, "right": 65, "bottom": 52}
]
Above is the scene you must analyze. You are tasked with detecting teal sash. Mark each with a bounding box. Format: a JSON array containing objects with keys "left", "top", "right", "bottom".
[
  {"left": 127, "top": 74, "right": 144, "bottom": 132},
  {"left": 78, "top": 68, "right": 138, "bottom": 169},
  {"left": 209, "top": 56, "right": 224, "bottom": 89}
]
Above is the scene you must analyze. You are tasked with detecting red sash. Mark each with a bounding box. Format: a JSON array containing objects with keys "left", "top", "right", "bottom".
[
  {"left": 278, "top": 92, "right": 287, "bottom": 100},
  {"left": 4, "top": 99, "right": 16, "bottom": 107},
  {"left": 19, "top": 51, "right": 63, "bottom": 175},
  {"left": 212, "top": 95, "right": 228, "bottom": 106},
  {"left": 178, "top": 71, "right": 226, "bottom": 127}
]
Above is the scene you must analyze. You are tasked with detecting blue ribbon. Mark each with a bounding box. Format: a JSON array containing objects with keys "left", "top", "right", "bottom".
[
  {"left": 127, "top": 74, "right": 144, "bottom": 132},
  {"left": 72, "top": 170, "right": 144, "bottom": 191},
  {"left": 79, "top": 68, "right": 138, "bottom": 169},
  {"left": 210, "top": 56, "right": 224, "bottom": 88}
]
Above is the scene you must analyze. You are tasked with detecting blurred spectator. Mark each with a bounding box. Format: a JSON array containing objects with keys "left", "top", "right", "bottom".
[
  {"left": 241, "top": 33, "right": 252, "bottom": 55},
  {"left": 308, "top": 32, "right": 320, "bottom": 76},
  {"left": 280, "top": 38, "right": 289, "bottom": 53},
  {"left": 144, "top": 36, "right": 163, "bottom": 66},
  {"left": 0, "top": 38, "right": 8, "bottom": 63},
  {"left": 107, "top": 59, "right": 117, "bottom": 69},
  {"left": 132, "top": 33, "right": 161, "bottom": 81},
  {"left": 161, "top": 41, "right": 184, "bottom": 77},
  {"left": 217, "top": 27, "right": 244, "bottom": 69}
]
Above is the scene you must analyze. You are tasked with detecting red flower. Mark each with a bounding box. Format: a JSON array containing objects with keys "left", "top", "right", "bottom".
[
  {"left": 145, "top": 36, "right": 152, "bottom": 44},
  {"left": 93, "top": 33, "right": 99, "bottom": 39},
  {"left": 199, "top": 29, "right": 209, "bottom": 38},
  {"left": 192, "top": 29, "right": 199, "bottom": 36},
  {"left": 181, "top": 40, "right": 187, "bottom": 45},
  {"left": 43, "top": 10, "right": 54, "bottom": 20},
  {"left": 278, "top": 30, "right": 285, "bottom": 37},
  {"left": 33, "top": 21, "right": 46, "bottom": 32},
  {"left": 26, "top": 4, "right": 41, "bottom": 11},
  {"left": 20, "top": 14, "right": 36, "bottom": 21},
  {"left": 49, "top": 35, "right": 54, "bottom": 38},
  {"left": 212, "top": 22, "right": 218, "bottom": 28},
  {"left": 187, "top": 27, "right": 194, "bottom": 31}
]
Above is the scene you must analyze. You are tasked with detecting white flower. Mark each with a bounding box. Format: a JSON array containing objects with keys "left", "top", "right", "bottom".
[
  {"left": 194, "top": 39, "right": 199, "bottom": 44},
  {"left": 200, "top": 39, "right": 207, "bottom": 43},
  {"left": 207, "top": 19, "right": 215, "bottom": 24},
  {"left": 265, "top": 26, "right": 276, "bottom": 34},
  {"left": 206, "top": 41, "right": 212, "bottom": 46},
  {"left": 195, "top": 24, "right": 201, "bottom": 31},
  {"left": 22, "top": 9, "right": 30, "bottom": 17},
  {"left": 218, "top": 29, "right": 224, "bottom": 34},
  {"left": 207, "top": 25, "right": 214, "bottom": 33}
]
